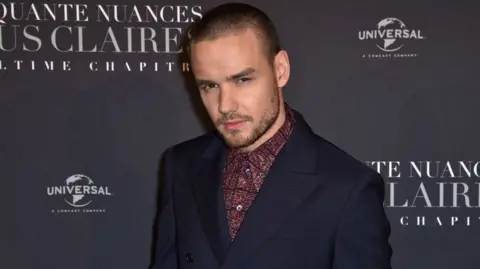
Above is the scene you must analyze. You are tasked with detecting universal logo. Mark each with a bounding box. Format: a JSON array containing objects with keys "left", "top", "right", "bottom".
[
  {"left": 47, "top": 174, "right": 113, "bottom": 213},
  {"left": 358, "top": 17, "right": 426, "bottom": 59}
]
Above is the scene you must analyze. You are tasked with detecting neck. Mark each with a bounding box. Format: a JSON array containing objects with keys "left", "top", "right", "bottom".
[{"left": 240, "top": 102, "right": 287, "bottom": 153}]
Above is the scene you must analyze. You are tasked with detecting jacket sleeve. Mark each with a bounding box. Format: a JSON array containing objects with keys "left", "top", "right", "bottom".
[
  {"left": 149, "top": 147, "right": 178, "bottom": 269},
  {"left": 333, "top": 172, "right": 393, "bottom": 269}
]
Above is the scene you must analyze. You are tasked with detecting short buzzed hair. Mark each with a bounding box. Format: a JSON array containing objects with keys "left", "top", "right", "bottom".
[{"left": 187, "top": 3, "right": 282, "bottom": 65}]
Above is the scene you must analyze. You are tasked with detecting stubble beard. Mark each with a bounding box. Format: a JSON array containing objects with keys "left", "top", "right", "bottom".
[{"left": 220, "top": 86, "right": 281, "bottom": 149}]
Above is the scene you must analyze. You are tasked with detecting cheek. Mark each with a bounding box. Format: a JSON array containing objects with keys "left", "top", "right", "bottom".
[
  {"left": 200, "top": 92, "right": 220, "bottom": 118},
  {"left": 241, "top": 80, "right": 275, "bottom": 109}
]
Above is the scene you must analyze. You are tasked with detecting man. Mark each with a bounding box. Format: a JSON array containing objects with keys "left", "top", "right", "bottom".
[{"left": 150, "top": 3, "right": 392, "bottom": 269}]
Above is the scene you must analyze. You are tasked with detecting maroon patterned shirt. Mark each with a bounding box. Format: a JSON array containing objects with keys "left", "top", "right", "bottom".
[{"left": 222, "top": 104, "right": 295, "bottom": 240}]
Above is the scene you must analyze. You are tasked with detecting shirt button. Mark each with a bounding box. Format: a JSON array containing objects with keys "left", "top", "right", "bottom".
[
  {"left": 236, "top": 205, "right": 243, "bottom": 211},
  {"left": 245, "top": 168, "right": 251, "bottom": 174},
  {"left": 185, "top": 253, "right": 194, "bottom": 263}
]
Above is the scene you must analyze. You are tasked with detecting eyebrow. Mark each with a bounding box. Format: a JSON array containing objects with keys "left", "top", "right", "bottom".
[{"left": 196, "top": 67, "right": 257, "bottom": 86}]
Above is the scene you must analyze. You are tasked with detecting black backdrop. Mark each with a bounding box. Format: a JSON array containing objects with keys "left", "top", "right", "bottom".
[{"left": 1, "top": 0, "right": 479, "bottom": 268}]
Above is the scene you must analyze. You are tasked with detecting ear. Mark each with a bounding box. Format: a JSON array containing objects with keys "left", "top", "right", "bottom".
[{"left": 274, "top": 50, "right": 290, "bottom": 88}]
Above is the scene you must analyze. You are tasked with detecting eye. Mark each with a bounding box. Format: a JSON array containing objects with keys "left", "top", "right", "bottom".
[
  {"left": 236, "top": 77, "right": 251, "bottom": 84},
  {"left": 199, "top": 83, "right": 218, "bottom": 91}
]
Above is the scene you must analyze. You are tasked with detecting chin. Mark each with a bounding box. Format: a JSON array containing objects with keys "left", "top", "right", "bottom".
[
  {"left": 222, "top": 133, "right": 254, "bottom": 149},
  {"left": 226, "top": 140, "right": 253, "bottom": 149}
]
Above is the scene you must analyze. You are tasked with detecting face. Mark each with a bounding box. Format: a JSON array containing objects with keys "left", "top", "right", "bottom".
[{"left": 189, "top": 29, "right": 290, "bottom": 151}]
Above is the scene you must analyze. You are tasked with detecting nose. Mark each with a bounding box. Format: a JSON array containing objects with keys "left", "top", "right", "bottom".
[{"left": 218, "top": 87, "right": 238, "bottom": 114}]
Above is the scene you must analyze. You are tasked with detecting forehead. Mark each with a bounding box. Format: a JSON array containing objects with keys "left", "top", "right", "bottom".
[{"left": 190, "top": 29, "right": 268, "bottom": 79}]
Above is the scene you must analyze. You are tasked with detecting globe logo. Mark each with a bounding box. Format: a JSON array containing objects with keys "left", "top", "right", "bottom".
[
  {"left": 358, "top": 17, "right": 425, "bottom": 53},
  {"left": 47, "top": 174, "right": 113, "bottom": 208},
  {"left": 376, "top": 18, "right": 406, "bottom": 52},
  {"left": 64, "top": 174, "right": 94, "bottom": 207}
]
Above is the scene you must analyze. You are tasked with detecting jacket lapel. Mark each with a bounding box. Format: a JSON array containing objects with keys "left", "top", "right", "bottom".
[
  {"left": 221, "top": 110, "right": 321, "bottom": 269},
  {"left": 191, "top": 135, "right": 232, "bottom": 267}
]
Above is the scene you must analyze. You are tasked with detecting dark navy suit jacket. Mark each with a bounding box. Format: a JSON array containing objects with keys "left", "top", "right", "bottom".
[{"left": 150, "top": 109, "right": 392, "bottom": 269}]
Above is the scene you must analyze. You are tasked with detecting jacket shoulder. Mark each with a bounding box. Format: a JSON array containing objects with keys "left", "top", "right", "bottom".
[
  {"left": 313, "top": 134, "right": 380, "bottom": 182},
  {"left": 165, "top": 132, "right": 217, "bottom": 161}
]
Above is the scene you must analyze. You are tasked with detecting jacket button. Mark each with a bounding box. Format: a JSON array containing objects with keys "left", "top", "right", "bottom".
[{"left": 185, "top": 253, "right": 194, "bottom": 263}]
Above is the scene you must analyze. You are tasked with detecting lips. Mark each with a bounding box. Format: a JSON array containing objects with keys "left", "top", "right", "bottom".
[{"left": 223, "top": 120, "right": 246, "bottom": 130}]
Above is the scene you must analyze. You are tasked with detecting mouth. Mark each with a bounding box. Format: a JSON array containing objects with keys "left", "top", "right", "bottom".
[{"left": 222, "top": 120, "right": 247, "bottom": 131}]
